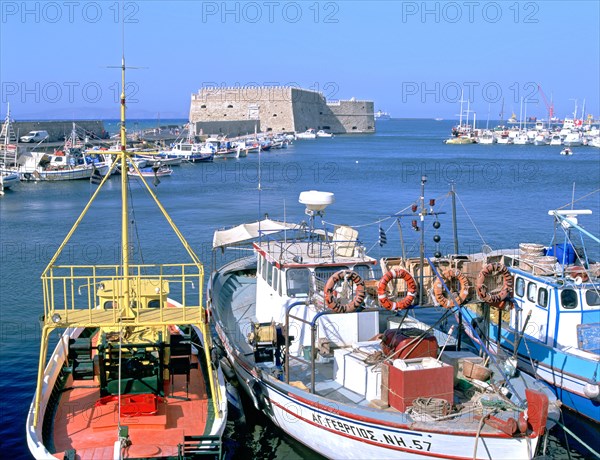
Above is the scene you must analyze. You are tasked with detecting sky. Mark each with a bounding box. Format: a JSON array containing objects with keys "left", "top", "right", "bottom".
[{"left": 1, "top": 0, "right": 599, "bottom": 120}]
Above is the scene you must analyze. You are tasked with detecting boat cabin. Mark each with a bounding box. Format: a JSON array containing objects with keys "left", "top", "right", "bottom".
[{"left": 252, "top": 229, "right": 380, "bottom": 357}]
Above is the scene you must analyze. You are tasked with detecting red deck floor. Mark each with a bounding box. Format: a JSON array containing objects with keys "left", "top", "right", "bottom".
[{"left": 52, "top": 368, "right": 209, "bottom": 459}]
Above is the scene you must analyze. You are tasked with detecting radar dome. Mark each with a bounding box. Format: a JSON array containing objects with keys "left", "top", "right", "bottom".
[{"left": 299, "top": 191, "right": 335, "bottom": 212}]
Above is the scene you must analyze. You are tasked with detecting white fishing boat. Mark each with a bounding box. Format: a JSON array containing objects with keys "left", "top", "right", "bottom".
[
  {"left": 296, "top": 128, "right": 317, "bottom": 139},
  {"left": 0, "top": 170, "right": 19, "bottom": 191},
  {"left": 127, "top": 164, "right": 173, "bottom": 178},
  {"left": 165, "top": 140, "right": 214, "bottom": 162},
  {"left": 316, "top": 130, "right": 334, "bottom": 138},
  {"left": 26, "top": 55, "right": 227, "bottom": 459},
  {"left": 17, "top": 123, "right": 110, "bottom": 181},
  {"left": 209, "top": 189, "right": 559, "bottom": 460},
  {"left": 0, "top": 103, "right": 20, "bottom": 191},
  {"left": 375, "top": 110, "right": 391, "bottom": 120},
  {"left": 478, "top": 130, "right": 496, "bottom": 144}
]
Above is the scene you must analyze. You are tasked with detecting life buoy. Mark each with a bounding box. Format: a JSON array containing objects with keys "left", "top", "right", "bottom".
[
  {"left": 566, "top": 266, "right": 589, "bottom": 283},
  {"left": 324, "top": 270, "right": 365, "bottom": 313},
  {"left": 377, "top": 268, "right": 417, "bottom": 311},
  {"left": 434, "top": 268, "right": 470, "bottom": 308},
  {"left": 476, "top": 263, "right": 513, "bottom": 307}
]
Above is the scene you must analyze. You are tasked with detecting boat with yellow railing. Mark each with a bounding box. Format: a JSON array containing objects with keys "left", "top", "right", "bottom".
[{"left": 26, "top": 56, "right": 227, "bottom": 459}]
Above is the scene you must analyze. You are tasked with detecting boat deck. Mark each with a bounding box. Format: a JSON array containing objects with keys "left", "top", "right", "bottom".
[
  {"left": 214, "top": 269, "right": 558, "bottom": 435},
  {"left": 52, "top": 362, "right": 209, "bottom": 459}
]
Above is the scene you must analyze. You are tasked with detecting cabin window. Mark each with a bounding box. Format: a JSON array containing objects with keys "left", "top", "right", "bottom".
[
  {"left": 267, "top": 262, "right": 273, "bottom": 286},
  {"left": 537, "top": 288, "right": 549, "bottom": 308},
  {"left": 314, "top": 266, "right": 350, "bottom": 293},
  {"left": 273, "top": 267, "right": 279, "bottom": 293},
  {"left": 103, "top": 301, "right": 117, "bottom": 309},
  {"left": 227, "top": 104, "right": 233, "bottom": 108},
  {"left": 515, "top": 278, "right": 525, "bottom": 297},
  {"left": 148, "top": 299, "right": 160, "bottom": 309},
  {"left": 561, "top": 289, "right": 578, "bottom": 309},
  {"left": 261, "top": 257, "right": 268, "bottom": 281},
  {"left": 585, "top": 290, "right": 600, "bottom": 307},
  {"left": 527, "top": 282, "right": 537, "bottom": 302},
  {"left": 201, "top": 105, "right": 206, "bottom": 108},
  {"left": 286, "top": 268, "right": 310, "bottom": 297},
  {"left": 353, "top": 264, "right": 372, "bottom": 282}
]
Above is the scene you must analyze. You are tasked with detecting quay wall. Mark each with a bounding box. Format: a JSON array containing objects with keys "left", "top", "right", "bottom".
[
  {"left": 13, "top": 120, "right": 106, "bottom": 143},
  {"left": 194, "top": 120, "right": 259, "bottom": 137},
  {"left": 189, "top": 86, "right": 374, "bottom": 134}
]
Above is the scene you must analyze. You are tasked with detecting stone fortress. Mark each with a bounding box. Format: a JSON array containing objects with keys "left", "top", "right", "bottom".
[{"left": 189, "top": 86, "right": 375, "bottom": 137}]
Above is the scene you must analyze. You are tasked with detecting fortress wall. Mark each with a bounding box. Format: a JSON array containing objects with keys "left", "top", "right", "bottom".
[{"left": 189, "top": 87, "right": 374, "bottom": 135}]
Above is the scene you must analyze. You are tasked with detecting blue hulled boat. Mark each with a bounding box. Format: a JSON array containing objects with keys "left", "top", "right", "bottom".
[{"left": 462, "top": 209, "right": 599, "bottom": 424}]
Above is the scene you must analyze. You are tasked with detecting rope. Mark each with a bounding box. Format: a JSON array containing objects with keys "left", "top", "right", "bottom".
[
  {"left": 548, "top": 415, "right": 600, "bottom": 458},
  {"left": 557, "top": 188, "right": 600, "bottom": 210},
  {"left": 473, "top": 409, "right": 497, "bottom": 459},
  {"left": 454, "top": 191, "right": 488, "bottom": 247}
]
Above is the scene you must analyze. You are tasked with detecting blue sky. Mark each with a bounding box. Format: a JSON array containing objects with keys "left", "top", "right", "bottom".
[{"left": 1, "top": 1, "right": 599, "bottom": 120}]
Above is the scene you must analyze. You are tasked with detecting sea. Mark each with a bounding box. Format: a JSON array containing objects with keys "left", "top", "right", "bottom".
[{"left": 1, "top": 118, "right": 599, "bottom": 459}]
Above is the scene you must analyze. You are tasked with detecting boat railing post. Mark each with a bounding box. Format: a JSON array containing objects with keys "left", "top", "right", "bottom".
[{"left": 284, "top": 301, "right": 306, "bottom": 385}]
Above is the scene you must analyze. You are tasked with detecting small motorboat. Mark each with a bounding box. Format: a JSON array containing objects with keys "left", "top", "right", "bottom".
[
  {"left": 560, "top": 147, "right": 573, "bottom": 156},
  {"left": 316, "top": 130, "right": 334, "bottom": 138},
  {"left": 128, "top": 164, "right": 173, "bottom": 177}
]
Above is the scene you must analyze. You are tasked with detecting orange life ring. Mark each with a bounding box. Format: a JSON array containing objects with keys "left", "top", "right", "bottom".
[
  {"left": 566, "top": 266, "right": 589, "bottom": 282},
  {"left": 434, "top": 268, "right": 470, "bottom": 308},
  {"left": 476, "top": 263, "right": 513, "bottom": 307},
  {"left": 324, "top": 270, "right": 365, "bottom": 313},
  {"left": 377, "top": 268, "right": 417, "bottom": 311}
]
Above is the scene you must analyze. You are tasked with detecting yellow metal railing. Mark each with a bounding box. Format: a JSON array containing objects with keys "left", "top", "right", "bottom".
[
  {"left": 41, "top": 263, "right": 204, "bottom": 327},
  {"left": 35, "top": 261, "right": 223, "bottom": 424}
]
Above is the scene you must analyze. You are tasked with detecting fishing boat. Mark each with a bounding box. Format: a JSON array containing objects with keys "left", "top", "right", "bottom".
[
  {"left": 458, "top": 209, "right": 600, "bottom": 425},
  {"left": 26, "top": 56, "right": 227, "bottom": 459},
  {"left": 209, "top": 189, "right": 560, "bottom": 459},
  {"left": 17, "top": 123, "right": 110, "bottom": 181},
  {"left": 165, "top": 140, "right": 214, "bottom": 163},
  {"left": 375, "top": 110, "right": 391, "bottom": 120},
  {"left": 296, "top": 128, "right": 317, "bottom": 139},
  {"left": 316, "top": 130, "right": 334, "bottom": 138},
  {"left": 0, "top": 170, "right": 19, "bottom": 191},
  {"left": 0, "top": 104, "right": 20, "bottom": 191},
  {"left": 127, "top": 164, "right": 173, "bottom": 178}
]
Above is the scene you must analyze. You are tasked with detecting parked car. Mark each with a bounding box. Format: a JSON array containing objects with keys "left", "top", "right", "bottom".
[{"left": 20, "top": 130, "right": 49, "bottom": 143}]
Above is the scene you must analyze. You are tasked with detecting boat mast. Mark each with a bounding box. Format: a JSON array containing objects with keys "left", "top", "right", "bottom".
[
  {"left": 120, "top": 55, "right": 131, "bottom": 313},
  {"left": 451, "top": 183, "right": 459, "bottom": 253},
  {"left": 418, "top": 175, "right": 426, "bottom": 303}
]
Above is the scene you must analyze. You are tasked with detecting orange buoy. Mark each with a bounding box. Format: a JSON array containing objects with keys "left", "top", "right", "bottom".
[{"left": 377, "top": 268, "right": 417, "bottom": 311}]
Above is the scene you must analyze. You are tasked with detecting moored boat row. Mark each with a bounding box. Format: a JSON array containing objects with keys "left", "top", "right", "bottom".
[{"left": 206, "top": 186, "right": 600, "bottom": 459}]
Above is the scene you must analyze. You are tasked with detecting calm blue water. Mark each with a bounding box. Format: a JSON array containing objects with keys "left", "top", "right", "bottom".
[{"left": 1, "top": 119, "right": 598, "bottom": 458}]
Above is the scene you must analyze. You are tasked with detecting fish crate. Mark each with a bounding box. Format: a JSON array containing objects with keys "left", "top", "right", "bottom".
[{"left": 384, "top": 358, "right": 453, "bottom": 412}]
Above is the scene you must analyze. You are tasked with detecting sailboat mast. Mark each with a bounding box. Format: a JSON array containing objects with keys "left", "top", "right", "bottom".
[{"left": 120, "top": 55, "right": 131, "bottom": 307}]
